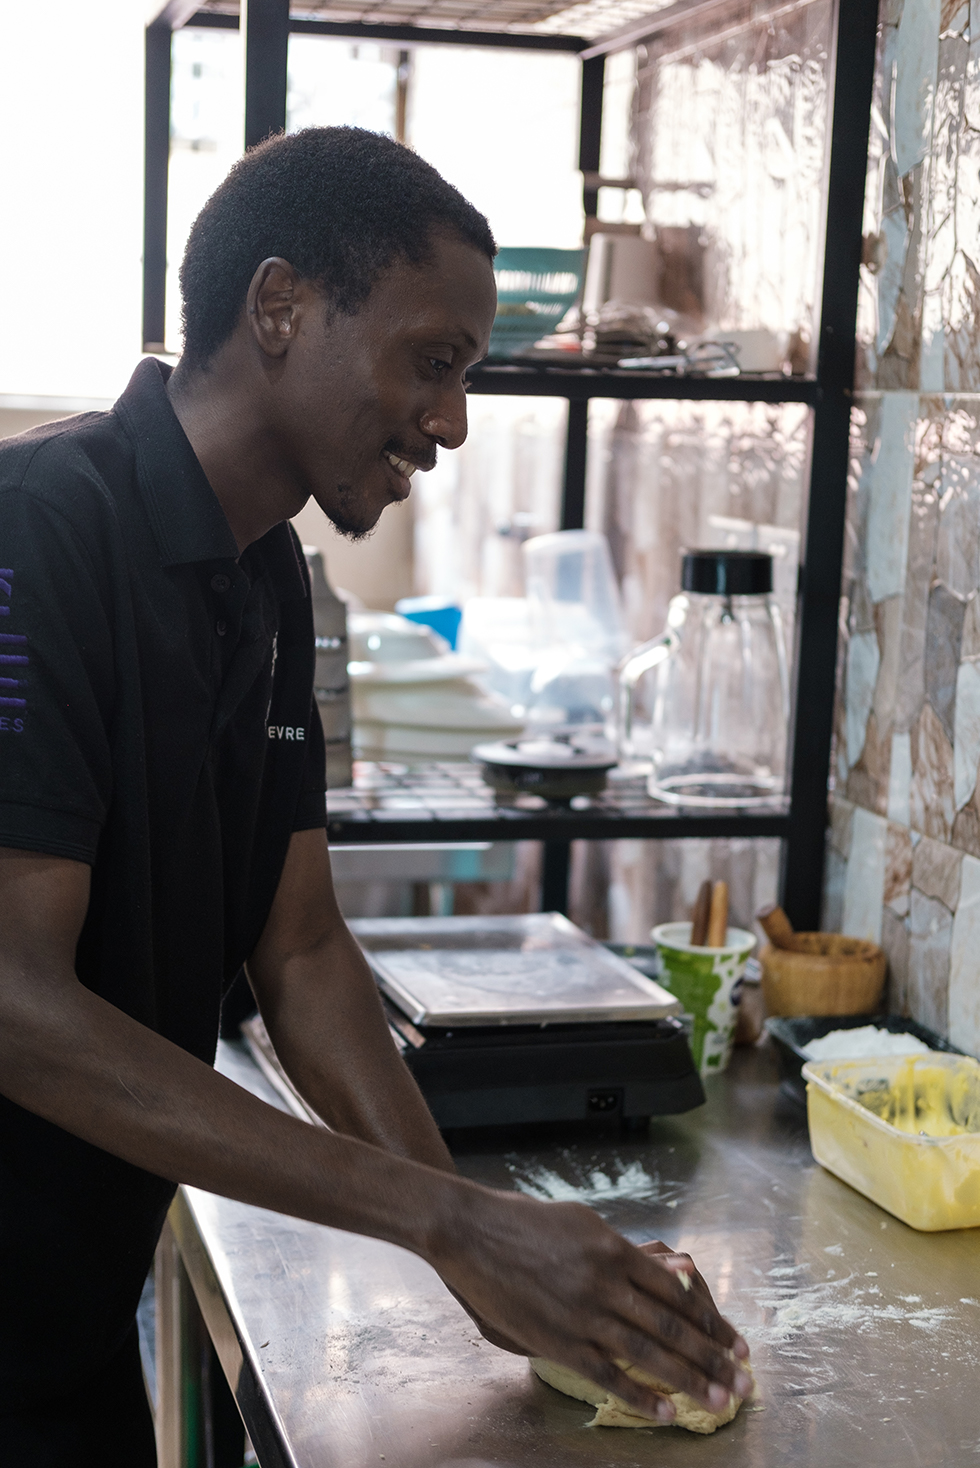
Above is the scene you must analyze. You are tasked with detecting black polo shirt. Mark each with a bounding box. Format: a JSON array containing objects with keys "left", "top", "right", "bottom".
[{"left": 0, "top": 357, "right": 327, "bottom": 1396}]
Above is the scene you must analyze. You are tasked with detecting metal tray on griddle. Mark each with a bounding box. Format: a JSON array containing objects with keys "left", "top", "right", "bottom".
[{"left": 347, "top": 914, "right": 681, "bottom": 1027}]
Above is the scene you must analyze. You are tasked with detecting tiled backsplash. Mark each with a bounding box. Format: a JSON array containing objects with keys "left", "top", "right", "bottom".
[{"left": 829, "top": 2, "right": 980, "bottom": 1055}]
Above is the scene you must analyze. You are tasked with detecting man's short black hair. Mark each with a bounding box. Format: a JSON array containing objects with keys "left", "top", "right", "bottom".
[{"left": 179, "top": 126, "right": 496, "bottom": 368}]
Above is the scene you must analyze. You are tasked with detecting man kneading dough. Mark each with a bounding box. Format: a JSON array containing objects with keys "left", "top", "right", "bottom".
[{"left": 532, "top": 1243, "right": 753, "bottom": 1434}]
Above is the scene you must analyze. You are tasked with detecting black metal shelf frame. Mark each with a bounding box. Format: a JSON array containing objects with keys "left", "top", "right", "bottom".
[
  {"left": 466, "top": 365, "right": 821, "bottom": 402},
  {"left": 143, "top": 0, "right": 879, "bottom": 924}
]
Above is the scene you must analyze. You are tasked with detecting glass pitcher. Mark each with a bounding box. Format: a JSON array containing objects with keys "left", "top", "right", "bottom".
[{"left": 617, "top": 550, "right": 789, "bottom": 807}]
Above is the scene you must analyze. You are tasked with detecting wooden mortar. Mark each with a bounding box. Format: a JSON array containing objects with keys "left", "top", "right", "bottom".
[{"left": 760, "top": 932, "right": 886, "bottom": 1017}]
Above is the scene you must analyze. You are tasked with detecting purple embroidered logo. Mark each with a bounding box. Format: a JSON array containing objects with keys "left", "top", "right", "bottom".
[{"left": 0, "top": 569, "right": 26, "bottom": 732}]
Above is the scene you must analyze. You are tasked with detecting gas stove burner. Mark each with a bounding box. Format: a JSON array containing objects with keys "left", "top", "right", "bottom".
[{"left": 472, "top": 733, "right": 618, "bottom": 802}]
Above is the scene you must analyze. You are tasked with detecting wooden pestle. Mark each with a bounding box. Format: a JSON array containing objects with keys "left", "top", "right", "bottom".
[
  {"left": 690, "top": 880, "right": 712, "bottom": 946},
  {"left": 756, "top": 903, "right": 807, "bottom": 952},
  {"left": 706, "top": 880, "right": 729, "bottom": 948}
]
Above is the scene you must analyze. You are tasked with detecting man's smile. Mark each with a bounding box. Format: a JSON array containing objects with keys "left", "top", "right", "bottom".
[
  {"left": 380, "top": 441, "right": 439, "bottom": 501},
  {"left": 382, "top": 448, "right": 421, "bottom": 478}
]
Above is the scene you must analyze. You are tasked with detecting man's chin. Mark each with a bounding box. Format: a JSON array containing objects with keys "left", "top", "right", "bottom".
[
  {"left": 330, "top": 515, "right": 376, "bottom": 544},
  {"left": 320, "top": 483, "right": 383, "bottom": 542}
]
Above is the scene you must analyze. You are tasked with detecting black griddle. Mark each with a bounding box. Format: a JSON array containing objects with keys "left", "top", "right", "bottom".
[
  {"left": 351, "top": 915, "right": 704, "bottom": 1129},
  {"left": 382, "top": 1001, "right": 704, "bottom": 1129}
]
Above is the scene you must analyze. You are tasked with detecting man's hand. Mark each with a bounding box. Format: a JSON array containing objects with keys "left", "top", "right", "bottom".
[
  {"left": 426, "top": 1192, "right": 751, "bottom": 1422},
  {"left": 450, "top": 1236, "right": 748, "bottom": 1411}
]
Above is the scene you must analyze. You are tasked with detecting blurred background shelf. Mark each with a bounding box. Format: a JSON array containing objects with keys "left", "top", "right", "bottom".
[
  {"left": 142, "top": 0, "right": 879, "bottom": 928},
  {"left": 326, "top": 760, "right": 791, "bottom": 846},
  {"left": 326, "top": 762, "right": 791, "bottom": 912},
  {"left": 465, "top": 363, "right": 820, "bottom": 402}
]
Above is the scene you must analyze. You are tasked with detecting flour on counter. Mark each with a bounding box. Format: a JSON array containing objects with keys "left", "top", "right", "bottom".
[
  {"left": 508, "top": 1158, "right": 675, "bottom": 1208},
  {"left": 801, "top": 1026, "right": 933, "bottom": 1061},
  {"left": 741, "top": 1270, "right": 956, "bottom": 1345}
]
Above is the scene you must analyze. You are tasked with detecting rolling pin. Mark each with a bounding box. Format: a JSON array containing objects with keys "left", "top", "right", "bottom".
[
  {"left": 706, "top": 880, "right": 729, "bottom": 948},
  {"left": 756, "top": 903, "right": 807, "bottom": 952}
]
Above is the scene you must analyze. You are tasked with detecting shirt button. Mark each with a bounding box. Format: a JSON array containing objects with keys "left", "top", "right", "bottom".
[
  {"left": 211, "top": 574, "right": 231, "bottom": 593},
  {"left": 216, "top": 619, "right": 228, "bottom": 637}
]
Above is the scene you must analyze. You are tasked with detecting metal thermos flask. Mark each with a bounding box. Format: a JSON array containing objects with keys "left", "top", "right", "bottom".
[{"left": 304, "top": 547, "right": 353, "bottom": 789}]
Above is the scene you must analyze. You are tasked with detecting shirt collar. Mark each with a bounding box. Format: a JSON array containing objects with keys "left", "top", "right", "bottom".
[
  {"left": 114, "top": 357, "right": 240, "bottom": 567},
  {"left": 113, "top": 357, "right": 307, "bottom": 601}
]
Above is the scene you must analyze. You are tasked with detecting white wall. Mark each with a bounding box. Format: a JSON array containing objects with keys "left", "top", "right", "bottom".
[
  {"left": 0, "top": 8, "right": 583, "bottom": 612},
  {"left": 0, "top": 0, "right": 159, "bottom": 401},
  {"left": 408, "top": 45, "right": 582, "bottom": 248}
]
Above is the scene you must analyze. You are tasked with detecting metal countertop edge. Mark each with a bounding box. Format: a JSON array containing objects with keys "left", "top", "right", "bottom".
[{"left": 171, "top": 1183, "right": 298, "bottom": 1466}]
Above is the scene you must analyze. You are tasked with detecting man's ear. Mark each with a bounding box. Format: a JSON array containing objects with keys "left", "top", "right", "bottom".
[{"left": 246, "top": 257, "right": 304, "bottom": 360}]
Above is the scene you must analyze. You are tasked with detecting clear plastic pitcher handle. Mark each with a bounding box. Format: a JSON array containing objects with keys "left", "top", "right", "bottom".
[{"left": 616, "top": 632, "right": 674, "bottom": 756}]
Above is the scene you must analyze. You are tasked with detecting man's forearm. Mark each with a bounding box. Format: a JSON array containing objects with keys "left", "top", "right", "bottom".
[
  {"left": 0, "top": 957, "right": 466, "bottom": 1250},
  {"left": 246, "top": 923, "right": 455, "bottom": 1172}
]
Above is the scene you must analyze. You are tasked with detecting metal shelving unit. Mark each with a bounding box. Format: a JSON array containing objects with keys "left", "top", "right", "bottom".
[{"left": 143, "top": 0, "right": 879, "bottom": 927}]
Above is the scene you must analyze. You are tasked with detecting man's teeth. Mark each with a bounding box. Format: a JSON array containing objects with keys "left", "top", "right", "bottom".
[{"left": 384, "top": 451, "right": 417, "bottom": 478}]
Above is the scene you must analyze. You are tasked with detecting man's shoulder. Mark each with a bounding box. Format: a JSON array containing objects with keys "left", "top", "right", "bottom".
[
  {"left": 0, "top": 406, "right": 125, "bottom": 468},
  {"left": 0, "top": 408, "right": 133, "bottom": 533}
]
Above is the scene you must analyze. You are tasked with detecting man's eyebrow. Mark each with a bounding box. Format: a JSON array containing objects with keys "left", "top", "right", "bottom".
[{"left": 417, "top": 327, "right": 482, "bottom": 357}]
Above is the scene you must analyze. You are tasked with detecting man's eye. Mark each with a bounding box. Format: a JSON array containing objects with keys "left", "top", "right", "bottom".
[{"left": 429, "top": 357, "right": 451, "bottom": 374}]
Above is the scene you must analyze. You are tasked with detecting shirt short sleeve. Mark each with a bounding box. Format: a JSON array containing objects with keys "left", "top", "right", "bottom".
[
  {"left": 0, "top": 482, "right": 114, "bottom": 863},
  {"left": 292, "top": 695, "right": 328, "bottom": 831}
]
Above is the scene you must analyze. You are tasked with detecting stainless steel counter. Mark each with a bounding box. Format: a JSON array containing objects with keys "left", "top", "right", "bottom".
[{"left": 172, "top": 1039, "right": 980, "bottom": 1468}]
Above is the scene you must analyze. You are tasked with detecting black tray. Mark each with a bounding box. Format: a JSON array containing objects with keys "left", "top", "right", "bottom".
[{"left": 765, "top": 1013, "right": 964, "bottom": 1106}]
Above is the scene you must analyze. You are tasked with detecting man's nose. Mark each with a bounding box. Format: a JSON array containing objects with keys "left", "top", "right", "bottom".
[{"left": 419, "top": 384, "right": 468, "bottom": 451}]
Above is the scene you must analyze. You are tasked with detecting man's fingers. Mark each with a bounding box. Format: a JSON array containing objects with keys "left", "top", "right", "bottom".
[
  {"left": 577, "top": 1348, "right": 676, "bottom": 1423},
  {"left": 607, "top": 1318, "right": 750, "bottom": 1412},
  {"left": 604, "top": 1249, "right": 753, "bottom": 1407},
  {"left": 637, "top": 1238, "right": 673, "bottom": 1258},
  {"left": 630, "top": 1248, "right": 744, "bottom": 1351},
  {"left": 644, "top": 1248, "right": 751, "bottom": 1361}
]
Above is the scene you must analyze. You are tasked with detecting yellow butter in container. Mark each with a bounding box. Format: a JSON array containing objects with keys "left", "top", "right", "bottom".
[{"left": 804, "top": 1053, "right": 980, "bottom": 1231}]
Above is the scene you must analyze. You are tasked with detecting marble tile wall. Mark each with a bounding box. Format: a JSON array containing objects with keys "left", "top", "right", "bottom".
[
  {"left": 831, "top": 390, "right": 980, "bottom": 1053},
  {"left": 856, "top": 0, "right": 980, "bottom": 393},
  {"left": 831, "top": 0, "right": 980, "bottom": 1058}
]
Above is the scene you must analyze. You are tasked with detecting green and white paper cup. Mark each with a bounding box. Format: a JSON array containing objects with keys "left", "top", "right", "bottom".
[{"left": 651, "top": 922, "right": 756, "bottom": 1078}]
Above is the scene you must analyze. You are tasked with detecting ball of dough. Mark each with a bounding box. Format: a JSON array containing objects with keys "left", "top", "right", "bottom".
[{"left": 530, "top": 1356, "right": 749, "bottom": 1434}]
